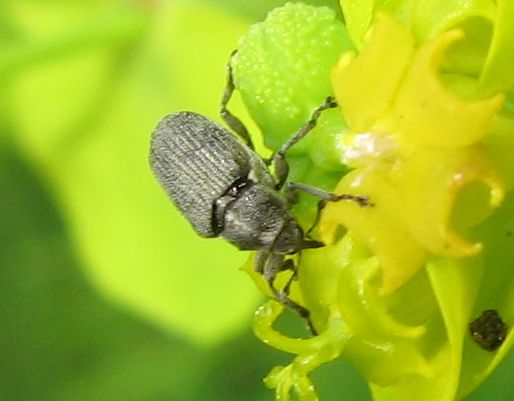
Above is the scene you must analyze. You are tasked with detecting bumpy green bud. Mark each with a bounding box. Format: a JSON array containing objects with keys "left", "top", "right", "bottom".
[{"left": 231, "top": 2, "right": 354, "bottom": 187}]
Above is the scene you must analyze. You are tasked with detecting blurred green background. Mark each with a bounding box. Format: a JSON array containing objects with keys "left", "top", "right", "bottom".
[{"left": 1, "top": 1, "right": 513, "bottom": 400}]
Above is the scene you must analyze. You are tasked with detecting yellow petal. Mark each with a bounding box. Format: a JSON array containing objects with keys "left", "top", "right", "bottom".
[
  {"left": 398, "top": 147, "right": 505, "bottom": 256},
  {"left": 319, "top": 168, "right": 427, "bottom": 294},
  {"left": 390, "top": 29, "right": 505, "bottom": 149},
  {"left": 331, "top": 13, "right": 415, "bottom": 132}
]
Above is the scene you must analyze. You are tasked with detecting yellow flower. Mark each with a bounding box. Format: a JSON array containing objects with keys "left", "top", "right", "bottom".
[{"left": 322, "top": 13, "right": 505, "bottom": 294}]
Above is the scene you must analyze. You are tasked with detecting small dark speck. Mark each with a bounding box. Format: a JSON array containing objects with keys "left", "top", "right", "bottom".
[
  {"left": 469, "top": 309, "right": 508, "bottom": 351},
  {"left": 506, "top": 230, "right": 512, "bottom": 237}
]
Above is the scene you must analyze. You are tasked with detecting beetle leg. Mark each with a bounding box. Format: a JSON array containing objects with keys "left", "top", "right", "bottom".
[
  {"left": 284, "top": 186, "right": 300, "bottom": 206},
  {"left": 254, "top": 249, "right": 270, "bottom": 275},
  {"left": 219, "top": 50, "right": 255, "bottom": 150},
  {"left": 255, "top": 251, "right": 313, "bottom": 327},
  {"left": 259, "top": 252, "right": 285, "bottom": 292},
  {"left": 277, "top": 259, "right": 318, "bottom": 336},
  {"left": 276, "top": 262, "right": 318, "bottom": 335},
  {"left": 284, "top": 181, "right": 372, "bottom": 238},
  {"left": 285, "top": 181, "right": 372, "bottom": 207},
  {"left": 306, "top": 199, "right": 328, "bottom": 239},
  {"left": 272, "top": 96, "right": 338, "bottom": 189},
  {"left": 280, "top": 258, "right": 295, "bottom": 272}
]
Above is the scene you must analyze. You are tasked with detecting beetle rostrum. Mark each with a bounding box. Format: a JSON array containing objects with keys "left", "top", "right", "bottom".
[{"left": 149, "top": 52, "right": 371, "bottom": 324}]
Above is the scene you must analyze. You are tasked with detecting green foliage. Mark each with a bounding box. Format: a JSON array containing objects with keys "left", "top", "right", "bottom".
[{"left": 4, "top": 0, "right": 259, "bottom": 344}]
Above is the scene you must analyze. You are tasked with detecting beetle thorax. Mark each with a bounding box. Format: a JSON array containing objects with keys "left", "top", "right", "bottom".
[{"left": 220, "top": 182, "right": 303, "bottom": 253}]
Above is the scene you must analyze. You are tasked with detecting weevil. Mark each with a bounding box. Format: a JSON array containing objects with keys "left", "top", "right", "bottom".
[{"left": 149, "top": 52, "right": 370, "bottom": 322}]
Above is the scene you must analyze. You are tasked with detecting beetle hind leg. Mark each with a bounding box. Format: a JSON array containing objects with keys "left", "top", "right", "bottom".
[{"left": 219, "top": 50, "right": 255, "bottom": 150}]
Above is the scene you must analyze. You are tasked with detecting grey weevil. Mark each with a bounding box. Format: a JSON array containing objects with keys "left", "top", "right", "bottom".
[{"left": 149, "top": 53, "right": 370, "bottom": 321}]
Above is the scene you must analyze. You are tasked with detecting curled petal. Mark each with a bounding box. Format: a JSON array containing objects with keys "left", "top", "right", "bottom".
[
  {"left": 389, "top": 29, "right": 505, "bottom": 149},
  {"left": 331, "top": 13, "right": 414, "bottom": 132},
  {"left": 398, "top": 147, "right": 505, "bottom": 256}
]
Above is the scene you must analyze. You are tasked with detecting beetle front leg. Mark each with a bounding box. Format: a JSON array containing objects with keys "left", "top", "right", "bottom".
[
  {"left": 284, "top": 181, "right": 372, "bottom": 238},
  {"left": 271, "top": 96, "right": 338, "bottom": 189},
  {"left": 285, "top": 181, "right": 371, "bottom": 205}
]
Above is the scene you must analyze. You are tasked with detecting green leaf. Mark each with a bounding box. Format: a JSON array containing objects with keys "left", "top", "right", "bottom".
[{"left": 7, "top": 2, "right": 261, "bottom": 344}]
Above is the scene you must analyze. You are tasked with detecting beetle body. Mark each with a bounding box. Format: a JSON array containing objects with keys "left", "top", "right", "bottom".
[
  {"left": 149, "top": 80, "right": 370, "bottom": 325},
  {"left": 150, "top": 111, "right": 313, "bottom": 256}
]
